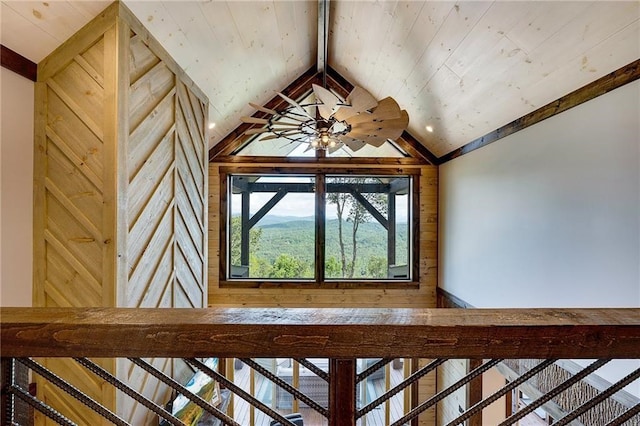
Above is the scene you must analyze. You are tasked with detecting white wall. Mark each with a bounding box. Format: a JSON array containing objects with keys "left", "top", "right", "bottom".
[
  {"left": 0, "top": 67, "right": 34, "bottom": 307},
  {"left": 439, "top": 80, "right": 639, "bottom": 309}
]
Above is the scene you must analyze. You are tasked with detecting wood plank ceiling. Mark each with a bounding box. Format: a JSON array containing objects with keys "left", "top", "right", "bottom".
[{"left": 2, "top": 1, "right": 639, "bottom": 158}]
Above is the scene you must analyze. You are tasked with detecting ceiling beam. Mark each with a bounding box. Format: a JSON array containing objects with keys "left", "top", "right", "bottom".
[
  {"left": 318, "top": 0, "right": 329, "bottom": 86},
  {"left": 1, "top": 45, "right": 37, "bottom": 82},
  {"left": 438, "top": 59, "right": 640, "bottom": 164},
  {"left": 208, "top": 66, "right": 321, "bottom": 160},
  {"left": 326, "top": 66, "right": 438, "bottom": 165}
]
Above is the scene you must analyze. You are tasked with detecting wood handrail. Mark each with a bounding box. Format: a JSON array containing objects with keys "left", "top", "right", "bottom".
[{"left": 1, "top": 307, "right": 639, "bottom": 359}]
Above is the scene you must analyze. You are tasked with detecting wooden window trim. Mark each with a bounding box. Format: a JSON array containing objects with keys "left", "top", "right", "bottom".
[{"left": 219, "top": 166, "right": 421, "bottom": 289}]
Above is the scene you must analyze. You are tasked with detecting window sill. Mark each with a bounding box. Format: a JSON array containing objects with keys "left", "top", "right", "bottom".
[{"left": 218, "top": 280, "right": 420, "bottom": 290}]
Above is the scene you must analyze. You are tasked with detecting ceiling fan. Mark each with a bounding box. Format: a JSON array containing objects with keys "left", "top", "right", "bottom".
[
  {"left": 240, "top": 1, "right": 409, "bottom": 153},
  {"left": 241, "top": 86, "right": 409, "bottom": 152}
]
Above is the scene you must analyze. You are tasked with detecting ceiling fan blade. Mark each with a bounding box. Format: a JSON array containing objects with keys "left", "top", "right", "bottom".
[
  {"left": 241, "top": 116, "right": 270, "bottom": 125},
  {"left": 328, "top": 143, "right": 344, "bottom": 155},
  {"left": 276, "top": 92, "right": 313, "bottom": 119},
  {"left": 270, "top": 122, "right": 302, "bottom": 129},
  {"left": 341, "top": 133, "right": 387, "bottom": 147},
  {"left": 249, "top": 102, "right": 278, "bottom": 115},
  {"left": 347, "top": 86, "right": 378, "bottom": 113},
  {"left": 339, "top": 137, "right": 367, "bottom": 152},
  {"left": 331, "top": 86, "right": 378, "bottom": 121},
  {"left": 345, "top": 97, "right": 403, "bottom": 126},
  {"left": 346, "top": 120, "right": 406, "bottom": 142},
  {"left": 244, "top": 127, "right": 270, "bottom": 135},
  {"left": 331, "top": 105, "right": 355, "bottom": 122},
  {"left": 258, "top": 130, "right": 304, "bottom": 141},
  {"left": 349, "top": 109, "right": 409, "bottom": 133},
  {"left": 312, "top": 84, "right": 339, "bottom": 119},
  {"left": 361, "top": 137, "right": 388, "bottom": 148}
]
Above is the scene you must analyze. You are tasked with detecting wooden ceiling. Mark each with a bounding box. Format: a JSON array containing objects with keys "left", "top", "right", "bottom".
[{"left": 2, "top": 1, "right": 638, "bottom": 158}]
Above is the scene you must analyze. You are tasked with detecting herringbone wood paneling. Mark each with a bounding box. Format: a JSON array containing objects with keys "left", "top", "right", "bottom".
[
  {"left": 35, "top": 32, "right": 108, "bottom": 425},
  {"left": 119, "top": 31, "right": 207, "bottom": 423},
  {"left": 34, "top": 3, "right": 208, "bottom": 424}
]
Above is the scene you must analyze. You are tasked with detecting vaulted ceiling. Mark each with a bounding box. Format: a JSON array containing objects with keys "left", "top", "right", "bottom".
[{"left": 2, "top": 1, "right": 639, "bottom": 158}]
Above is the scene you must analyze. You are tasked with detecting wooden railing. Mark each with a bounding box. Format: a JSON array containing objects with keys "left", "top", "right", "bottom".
[{"left": 1, "top": 307, "right": 639, "bottom": 425}]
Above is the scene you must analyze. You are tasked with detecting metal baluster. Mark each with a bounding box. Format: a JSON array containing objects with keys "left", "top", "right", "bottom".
[
  {"left": 356, "top": 358, "right": 392, "bottom": 383},
  {"left": 606, "top": 402, "right": 640, "bottom": 426},
  {"left": 130, "top": 358, "right": 240, "bottom": 426},
  {"left": 554, "top": 367, "right": 640, "bottom": 426},
  {"left": 357, "top": 358, "right": 446, "bottom": 419},
  {"left": 73, "top": 358, "right": 184, "bottom": 426},
  {"left": 296, "top": 358, "right": 330, "bottom": 382},
  {"left": 239, "top": 358, "right": 329, "bottom": 417},
  {"left": 9, "top": 384, "right": 76, "bottom": 426},
  {"left": 185, "top": 358, "right": 299, "bottom": 426},
  {"left": 447, "top": 359, "right": 557, "bottom": 426},
  {"left": 18, "top": 358, "right": 129, "bottom": 426},
  {"left": 390, "top": 358, "right": 503, "bottom": 426},
  {"left": 2, "top": 358, "right": 17, "bottom": 426},
  {"left": 498, "top": 358, "right": 611, "bottom": 426}
]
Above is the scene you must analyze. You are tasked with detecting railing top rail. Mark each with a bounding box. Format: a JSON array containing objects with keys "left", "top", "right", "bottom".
[{"left": 1, "top": 307, "right": 639, "bottom": 358}]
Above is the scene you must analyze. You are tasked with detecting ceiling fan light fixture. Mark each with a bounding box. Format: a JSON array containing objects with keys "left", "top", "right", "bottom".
[{"left": 241, "top": 85, "right": 408, "bottom": 153}]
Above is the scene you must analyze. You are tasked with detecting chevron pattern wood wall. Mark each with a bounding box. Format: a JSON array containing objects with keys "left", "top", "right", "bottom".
[{"left": 33, "top": 3, "right": 208, "bottom": 424}]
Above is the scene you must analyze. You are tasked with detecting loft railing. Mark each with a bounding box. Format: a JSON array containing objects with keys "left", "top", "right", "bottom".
[{"left": 1, "top": 307, "right": 639, "bottom": 426}]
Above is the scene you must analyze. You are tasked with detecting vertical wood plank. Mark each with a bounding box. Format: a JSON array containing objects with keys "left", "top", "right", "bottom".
[
  {"left": 102, "top": 17, "right": 129, "bottom": 309},
  {"left": 32, "top": 81, "right": 47, "bottom": 308},
  {"left": 330, "top": 358, "right": 356, "bottom": 426},
  {"left": 468, "top": 359, "right": 483, "bottom": 426}
]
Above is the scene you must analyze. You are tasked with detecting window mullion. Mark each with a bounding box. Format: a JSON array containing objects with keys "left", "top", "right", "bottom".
[{"left": 315, "top": 173, "right": 326, "bottom": 283}]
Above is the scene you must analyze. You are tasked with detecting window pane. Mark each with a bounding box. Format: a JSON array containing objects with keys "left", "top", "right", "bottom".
[
  {"left": 229, "top": 175, "right": 315, "bottom": 280},
  {"left": 325, "top": 176, "right": 411, "bottom": 280}
]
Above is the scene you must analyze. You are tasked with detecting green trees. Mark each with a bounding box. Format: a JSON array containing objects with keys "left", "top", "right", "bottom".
[
  {"left": 229, "top": 217, "right": 262, "bottom": 266},
  {"left": 268, "top": 254, "right": 312, "bottom": 278},
  {"left": 326, "top": 177, "right": 388, "bottom": 279},
  {"left": 230, "top": 218, "right": 405, "bottom": 280}
]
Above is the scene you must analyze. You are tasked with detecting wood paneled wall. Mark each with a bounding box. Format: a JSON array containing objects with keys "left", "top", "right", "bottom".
[
  {"left": 207, "top": 163, "right": 437, "bottom": 308},
  {"left": 33, "top": 3, "right": 208, "bottom": 424},
  {"left": 208, "top": 162, "right": 437, "bottom": 423}
]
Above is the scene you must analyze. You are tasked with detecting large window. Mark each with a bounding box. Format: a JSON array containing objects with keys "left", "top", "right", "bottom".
[{"left": 222, "top": 170, "right": 418, "bottom": 287}]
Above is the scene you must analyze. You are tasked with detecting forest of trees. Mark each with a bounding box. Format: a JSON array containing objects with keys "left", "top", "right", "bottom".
[
  {"left": 230, "top": 177, "right": 411, "bottom": 280},
  {"left": 230, "top": 216, "right": 408, "bottom": 279}
]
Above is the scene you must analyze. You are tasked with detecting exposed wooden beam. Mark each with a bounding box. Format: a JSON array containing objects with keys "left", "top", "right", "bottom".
[
  {"left": 210, "top": 64, "right": 437, "bottom": 165},
  {"left": 248, "top": 189, "right": 288, "bottom": 228},
  {"left": 397, "top": 131, "right": 439, "bottom": 165},
  {"left": 318, "top": 0, "right": 329, "bottom": 80},
  {"left": 326, "top": 66, "right": 439, "bottom": 165},
  {"left": 242, "top": 182, "right": 391, "bottom": 193},
  {"left": 349, "top": 189, "right": 388, "bottom": 230},
  {"left": 2, "top": 307, "right": 639, "bottom": 358},
  {"left": 438, "top": 59, "right": 640, "bottom": 164},
  {"left": 1, "top": 44, "right": 37, "bottom": 82},
  {"left": 211, "top": 155, "right": 428, "bottom": 166},
  {"left": 209, "top": 66, "right": 321, "bottom": 160}
]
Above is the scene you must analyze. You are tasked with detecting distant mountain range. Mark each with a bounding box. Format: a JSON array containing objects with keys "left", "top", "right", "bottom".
[
  {"left": 256, "top": 215, "right": 314, "bottom": 226},
  {"left": 246, "top": 215, "right": 409, "bottom": 270}
]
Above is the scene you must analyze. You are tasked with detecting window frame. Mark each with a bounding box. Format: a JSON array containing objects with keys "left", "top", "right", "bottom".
[{"left": 219, "top": 166, "right": 420, "bottom": 289}]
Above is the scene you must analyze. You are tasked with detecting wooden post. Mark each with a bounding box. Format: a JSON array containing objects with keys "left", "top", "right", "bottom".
[
  {"left": 241, "top": 190, "right": 250, "bottom": 267},
  {"left": 1, "top": 358, "right": 16, "bottom": 426},
  {"left": 387, "top": 192, "right": 396, "bottom": 268},
  {"left": 468, "top": 358, "right": 483, "bottom": 426},
  {"left": 316, "top": 174, "right": 326, "bottom": 282},
  {"left": 329, "top": 358, "right": 356, "bottom": 426}
]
